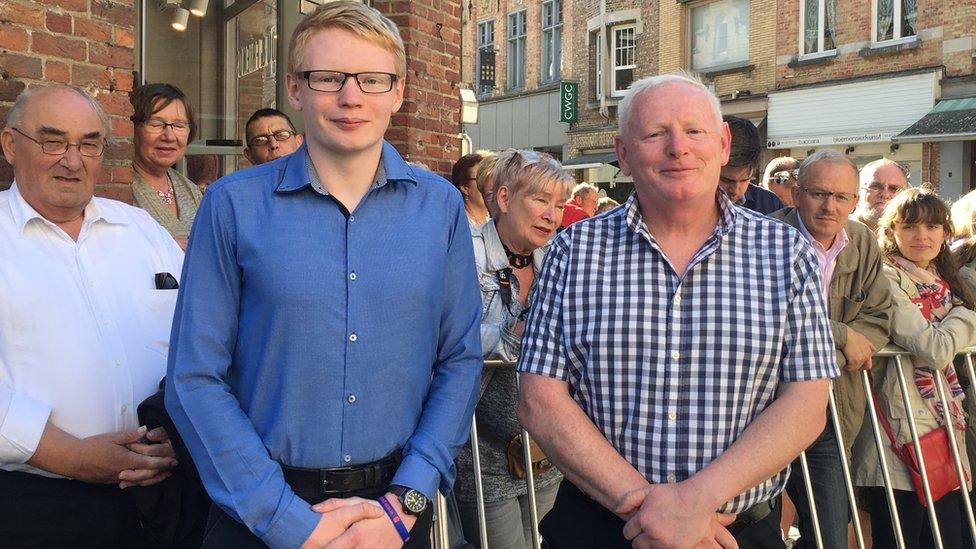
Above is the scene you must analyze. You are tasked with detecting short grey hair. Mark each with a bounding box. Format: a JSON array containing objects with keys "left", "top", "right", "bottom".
[
  {"left": 859, "top": 158, "right": 910, "bottom": 189},
  {"left": 618, "top": 71, "right": 723, "bottom": 137},
  {"left": 5, "top": 84, "right": 111, "bottom": 137},
  {"left": 797, "top": 148, "right": 858, "bottom": 184},
  {"left": 572, "top": 182, "right": 598, "bottom": 199}
]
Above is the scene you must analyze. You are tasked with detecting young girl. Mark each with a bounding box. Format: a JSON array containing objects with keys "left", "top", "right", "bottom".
[{"left": 852, "top": 187, "right": 975, "bottom": 548}]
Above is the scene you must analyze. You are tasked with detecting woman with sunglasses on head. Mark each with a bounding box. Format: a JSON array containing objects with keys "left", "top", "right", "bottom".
[
  {"left": 453, "top": 149, "right": 573, "bottom": 549},
  {"left": 130, "top": 83, "right": 202, "bottom": 249},
  {"left": 851, "top": 187, "right": 974, "bottom": 549}
]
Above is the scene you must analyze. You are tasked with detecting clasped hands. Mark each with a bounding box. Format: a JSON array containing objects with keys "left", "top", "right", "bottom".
[
  {"left": 616, "top": 482, "right": 738, "bottom": 549},
  {"left": 301, "top": 494, "right": 417, "bottom": 549}
]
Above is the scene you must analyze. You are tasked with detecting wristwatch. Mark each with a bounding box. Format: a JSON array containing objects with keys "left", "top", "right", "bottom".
[{"left": 389, "top": 485, "right": 429, "bottom": 516}]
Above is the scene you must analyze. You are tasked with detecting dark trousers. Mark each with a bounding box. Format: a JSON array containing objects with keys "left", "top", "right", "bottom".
[
  {"left": 864, "top": 487, "right": 967, "bottom": 549},
  {"left": 785, "top": 421, "right": 851, "bottom": 549},
  {"left": 540, "top": 480, "right": 785, "bottom": 549},
  {"left": 0, "top": 469, "right": 148, "bottom": 548},
  {"left": 201, "top": 484, "right": 434, "bottom": 548}
]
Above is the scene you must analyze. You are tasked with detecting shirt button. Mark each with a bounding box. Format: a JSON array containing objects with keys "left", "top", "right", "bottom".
[
  {"left": 671, "top": 351, "right": 680, "bottom": 360},
  {"left": 349, "top": 333, "right": 358, "bottom": 342},
  {"left": 349, "top": 215, "right": 356, "bottom": 223},
  {"left": 666, "top": 473, "right": 676, "bottom": 483},
  {"left": 344, "top": 454, "right": 352, "bottom": 463},
  {"left": 121, "top": 405, "right": 127, "bottom": 414},
  {"left": 347, "top": 394, "right": 357, "bottom": 403},
  {"left": 674, "top": 295, "right": 681, "bottom": 304},
  {"left": 349, "top": 272, "right": 357, "bottom": 281},
  {"left": 668, "top": 412, "right": 677, "bottom": 421}
]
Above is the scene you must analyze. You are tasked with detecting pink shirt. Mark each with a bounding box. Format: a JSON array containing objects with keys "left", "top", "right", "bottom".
[{"left": 796, "top": 216, "right": 849, "bottom": 307}]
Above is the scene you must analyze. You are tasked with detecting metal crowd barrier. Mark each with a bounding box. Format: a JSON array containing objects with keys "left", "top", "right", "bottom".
[
  {"left": 796, "top": 345, "right": 976, "bottom": 549},
  {"left": 430, "top": 359, "right": 543, "bottom": 549}
]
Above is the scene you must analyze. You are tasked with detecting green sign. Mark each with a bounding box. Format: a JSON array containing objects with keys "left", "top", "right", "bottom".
[{"left": 559, "top": 81, "right": 578, "bottom": 123}]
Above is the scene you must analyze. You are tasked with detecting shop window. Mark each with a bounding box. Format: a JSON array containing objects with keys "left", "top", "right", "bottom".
[
  {"left": 541, "top": 0, "right": 563, "bottom": 83},
  {"left": 874, "top": 0, "right": 917, "bottom": 43},
  {"left": 476, "top": 20, "right": 495, "bottom": 95},
  {"left": 507, "top": 10, "right": 527, "bottom": 90},
  {"left": 689, "top": 0, "right": 750, "bottom": 72},
  {"left": 800, "top": 0, "right": 836, "bottom": 56},
  {"left": 611, "top": 25, "right": 635, "bottom": 97}
]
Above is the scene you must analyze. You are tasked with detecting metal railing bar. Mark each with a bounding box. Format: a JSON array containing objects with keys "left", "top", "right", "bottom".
[
  {"left": 798, "top": 451, "right": 825, "bottom": 549},
  {"left": 827, "top": 385, "right": 865, "bottom": 548},
  {"left": 861, "top": 370, "right": 907, "bottom": 549}
]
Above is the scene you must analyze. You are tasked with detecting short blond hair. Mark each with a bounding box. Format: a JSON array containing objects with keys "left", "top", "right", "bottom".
[
  {"left": 287, "top": 0, "right": 406, "bottom": 77},
  {"left": 493, "top": 149, "right": 574, "bottom": 203},
  {"left": 952, "top": 189, "right": 976, "bottom": 239}
]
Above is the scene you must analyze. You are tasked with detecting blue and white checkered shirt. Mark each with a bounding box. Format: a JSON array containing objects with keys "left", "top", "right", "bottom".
[{"left": 517, "top": 192, "right": 838, "bottom": 513}]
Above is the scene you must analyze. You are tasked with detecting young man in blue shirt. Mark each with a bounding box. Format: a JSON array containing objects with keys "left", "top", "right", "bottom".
[{"left": 165, "top": 2, "right": 483, "bottom": 547}]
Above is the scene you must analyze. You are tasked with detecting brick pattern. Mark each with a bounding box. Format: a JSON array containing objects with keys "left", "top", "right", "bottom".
[
  {"left": 376, "top": 0, "right": 463, "bottom": 177},
  {"left": 0, "top": 0, "right": 137, "bottom": 192}
]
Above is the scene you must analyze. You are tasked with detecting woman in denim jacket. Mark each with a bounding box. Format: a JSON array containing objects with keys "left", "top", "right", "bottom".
[{"left": 454, "top": 149, "right": 574, "bottom": 549}]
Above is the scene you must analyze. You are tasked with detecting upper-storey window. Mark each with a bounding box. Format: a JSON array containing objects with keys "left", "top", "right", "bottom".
[
  {"left": 690, "top": 0, "right": 750, "bottom": 71},
  {"left": 801, "top": 0, "right": 836, "bottom": 56},
  {"left": 612, "top": 24, "right": 636, "bottom": 96},
  {"left": 476, "top": 20, "right": 495, "bottom": 95},
  {"left": 507, "top": 10, "right": 527, "bottom": 90},
  {"left": 874, "top": 0, "right": 917, "bottom": 43},
  {"left": 541, "top": 0, "right": 563, "bottom": 82}
]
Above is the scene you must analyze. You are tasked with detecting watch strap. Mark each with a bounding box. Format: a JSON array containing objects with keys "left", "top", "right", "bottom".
[{"left": 378, "top": 495, "right": 411, "bottom": 543}]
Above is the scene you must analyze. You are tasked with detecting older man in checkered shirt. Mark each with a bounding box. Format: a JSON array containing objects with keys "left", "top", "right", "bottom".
[{"left": 516, "top": 73, "right": 838, "bottom": 549}]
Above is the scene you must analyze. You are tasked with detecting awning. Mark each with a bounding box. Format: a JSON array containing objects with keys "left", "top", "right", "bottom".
[
  {"left": 892, "top": 97, "right": 976, "bottom": 143},
  {"left": 766, "top": 71, "right": 939, "bottom": 149},
  {"left": 562, "top": 151, "right": 617, "bottom": 170}
]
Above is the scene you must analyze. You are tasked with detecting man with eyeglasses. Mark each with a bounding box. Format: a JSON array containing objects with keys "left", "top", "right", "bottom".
[
  {"left": 719, "top": 115, "right": 785, "bottom": 215},
  {"left": 165, "top": 2, "right": 482, "bottom": 548},
  {"left": 761, "top": 156, "right": 799, "bottom": 207},
  {"left": 243, "top": 108, "right": 304, "bottom": 165},
  {"left": 0, "top": 85, "right": 184, "bottom": 544},
  {"left": 852, "top": 158, "right": 910, "bottom": 232},
  {"left": 770, "top": 148, "right": 893, "bottom": 549}
]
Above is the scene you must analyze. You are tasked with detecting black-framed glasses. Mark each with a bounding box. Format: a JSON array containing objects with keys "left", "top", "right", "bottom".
[
  {"left": 11, "top": 127, "right": 105, "bottom": 157},
  {"left": 141, "top": 119, "right": 191, "bottom": 134},
  {"left": 800, "top": 187, "right": 856, "bottom": 205},
  {"left": 248, "top": 130, "right": 297, "bottom": 147},
  {"left": 300, "top": 70, "right": 398, "bottom": 94}
]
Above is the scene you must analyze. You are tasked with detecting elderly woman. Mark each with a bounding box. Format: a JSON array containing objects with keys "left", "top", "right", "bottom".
[
  {"left": 452, "top": 152, "right": 490, "bottom": 228},
  {"left": 454, "top": 149, "right": 572, "bottom": 549},
  {"left": 852, "top": 188, "right": 975, "bottom": 549},
  {"left": 130, "top": 83, "right": 202, "bottom": 249}
]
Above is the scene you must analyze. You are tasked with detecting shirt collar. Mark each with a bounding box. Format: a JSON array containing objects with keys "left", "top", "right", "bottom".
[
  {"left": 796, "top": 213, "right": 849, "bottom": 254},
  {"left": 624, "top": 190, "right": 738, "bottom": 242},
  {"left": 276, "top": 141, "right": 419, "bottom": 194},
  {"left": 481, "top": 219, "right": 546, "bottom": 272},
  {"left": 8, "top": 180, "right": 126, "bottom": 234}
]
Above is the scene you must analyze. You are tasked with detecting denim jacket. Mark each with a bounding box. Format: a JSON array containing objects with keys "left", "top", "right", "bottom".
[{"left": 473, "top": 220, "right": 546, "bottom": 363}]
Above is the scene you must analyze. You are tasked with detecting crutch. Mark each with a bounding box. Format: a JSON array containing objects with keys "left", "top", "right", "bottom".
[
  {"left": 892, "top": 354, "right": 943, "bottom": 548},
  {"left": 827, "top": 382, "right": 865, "bottom": 548},
  {"left": 861, "top": 366, "right": 906, "bottom": 549},
  {"left": 932, "top": 365, "right": 976, "bottom": 546}
]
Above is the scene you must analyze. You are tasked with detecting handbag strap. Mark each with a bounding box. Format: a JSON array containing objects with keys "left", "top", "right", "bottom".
[{"left": 868, "top": 374, "right": 912, "bottom": 461}]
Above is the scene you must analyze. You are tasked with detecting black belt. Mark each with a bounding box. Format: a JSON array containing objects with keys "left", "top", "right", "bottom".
[
  {"left": 281, "top": 451, "right": 400, "bottom": 500},
  {"left": 727, "top": 498, "right": 776, "bottom": 535}
]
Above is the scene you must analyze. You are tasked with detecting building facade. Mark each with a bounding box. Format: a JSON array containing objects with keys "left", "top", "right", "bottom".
[
  {"left": 770, "top": 0, "right": 976, "bottom": 197},
  {"left": 460, "top": 0, "right": 575, "bottom": 160},
  {"left": 0, "top": 0, "right": 466, "bottom": 195}
]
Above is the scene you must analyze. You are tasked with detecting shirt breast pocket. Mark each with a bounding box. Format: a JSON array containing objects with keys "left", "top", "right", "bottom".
[{"left": 136, "top": 290, "right": 179, "bottom": 358}]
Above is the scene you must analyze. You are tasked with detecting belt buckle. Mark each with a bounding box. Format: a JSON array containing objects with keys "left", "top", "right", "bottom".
[{"left": 319, "top": 466, "right": 353, "bottom": 494}]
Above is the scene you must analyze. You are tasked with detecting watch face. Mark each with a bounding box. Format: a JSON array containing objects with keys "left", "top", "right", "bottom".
[{"left": 403, "top": 489, "right": 427, "bottom": 514}]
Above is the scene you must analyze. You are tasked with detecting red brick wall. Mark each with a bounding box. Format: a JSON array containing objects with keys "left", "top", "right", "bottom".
[
  {"left": 376, "top": 0, "right": 462, "bottom": 178},
  {"left": 0, "top": 0, "right": 136, "bottom": 200}
]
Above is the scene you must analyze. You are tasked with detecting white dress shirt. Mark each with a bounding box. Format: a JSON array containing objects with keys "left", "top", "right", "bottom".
[
  {"left": 797, "top": 215, "right": 849, "bottom": 306},
  {"left": 0, "top": 183, "right": 184, "bottom": 477}
]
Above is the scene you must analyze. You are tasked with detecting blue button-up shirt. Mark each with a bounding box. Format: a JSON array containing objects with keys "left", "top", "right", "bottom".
[{"left": 165, "top": 142, "right": 483, "bottom": 548}]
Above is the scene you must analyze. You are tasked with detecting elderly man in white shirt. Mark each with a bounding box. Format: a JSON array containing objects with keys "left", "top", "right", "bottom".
[{"left": 0, "top": 84, "right": 183, "bottom": 545}]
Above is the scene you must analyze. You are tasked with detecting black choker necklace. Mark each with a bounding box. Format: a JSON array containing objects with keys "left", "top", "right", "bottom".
[{"left": 502, "top": 241, "right": 533, "bottom": 269}]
